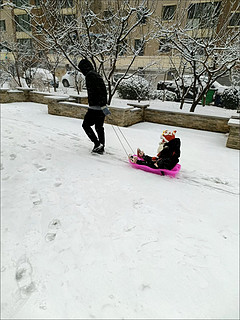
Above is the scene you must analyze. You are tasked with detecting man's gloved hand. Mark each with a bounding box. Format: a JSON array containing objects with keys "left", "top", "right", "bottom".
[{"left": 101, "top": 105, "right": 111, "bottom": 116}]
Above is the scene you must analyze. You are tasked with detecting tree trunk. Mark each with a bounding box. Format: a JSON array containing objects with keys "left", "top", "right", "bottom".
[
  {"left": 180, "top": 99, "right": 184, "bottom": 109},
  {"left": 202, "top": 94, "right": 206, "bottom": 107},
  {"left": 53, "top": 75, "right": 57, "bottom": 92},
  {"left": 190, "top": 100, "right": 198, "bottom": 112},
  {"left": 108, "top": 90, "right": 113, "bottom": 106},
  {"left": 15, "top": 64, "right": 22, "bottom": 87}
]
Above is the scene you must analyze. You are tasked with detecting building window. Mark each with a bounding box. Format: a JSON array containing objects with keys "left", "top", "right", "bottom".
[
  {"left": 117, "top": 40, "right": 127, "bottom": 56},
  {"left": 187, "top": 2, "right": 221, "bottom": 28},
  {"left": 159, "top": 38, "right": 171, "bottom": 53},
  {"left": 195, "top": 38, "right": 209, "bottom": 55},
  {"left": 103, "top": 10, "right": 112, "bottom": 19},
  {"left": 15, "top": 14, "right": 31, "bottom": 32},
  {"left": 137, "top": 7, "right": 148, "bottom": 24},
  {"left": 12, "top": 0, "right": 30, "bottom": 6},
  {"left": 134, "top": 39, "right": 144, "bottom": 56},
  {"left": 0, "top": 42, "right": 12, "bottom": 52},
  {"left": 63, "top": 14, "right": 75, "bottom": 24},
  {"left": 35, "top": 24, "right": 42, "bottom": 34},
  {"left": 162, "top": 5, "right": 176, "bottom": 21},
  {"left": 35, "top": 0, "right": 40, "bottom": 7},
  {"left": 17, "top": 38, "right": 32, "bottom": 53},
  {"left": 0, "top": 20, "right": 6, "bottom": 32},
  {"left": 60, "top": 0, "right": 74, "bottom": 8},
  {"left": 229, "top": 12, "right": 240, "bottom": 26}
]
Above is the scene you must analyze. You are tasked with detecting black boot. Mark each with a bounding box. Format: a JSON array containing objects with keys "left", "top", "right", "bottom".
[{"left": 92, "top": 143, "right": 104, "bottom": 153}]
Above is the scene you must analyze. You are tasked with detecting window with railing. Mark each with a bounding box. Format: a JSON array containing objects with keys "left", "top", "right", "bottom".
[
  {"left": 59, "top": 0, "right": 74, "bottom": 9},
  {"left": 117, "top": 40, "right": 127, "bottom": 56},
  {"left": 162, "top": 5, "right": 176, "bottom": 21},
  {"left": 229, "top": 12, "right": 240, "bottom": 27},
  {"left": 17, "top": 38, "right": 32, "bottom": 53},
  {"left": 159, "top": 38, "right": 171, "bottom": 53},
  {"left": 12, "top": 0, "right": 30, "bottom": 7},
  {"left": 103, "top": 10, "right": 114, "bottom": 23},
  {"left": 0, "top": 42, "right": 12, "bottom": 52},
  {"left": 62, "top": 14, "right": 75, "bottom": 24},
  {"left": 0, "top": 20, "right": 6, "bottom": 31},
  {"left": 194, "top": 37, "right": 209, "bottom": 55},
  {"left": 137, "top": 7, "right": 148, "bottom": 24},
  {"left": 134, "top": 39, "right": 144, "bottom": 56},
  {"left": 15, "top": 14, "right": 31, "bottom": 32},
  {"left": 187, "top": 2, "right": 221, "bottom": 28},
  {"left": 103, "top": 10, "right": 112, "bottom": 19}
]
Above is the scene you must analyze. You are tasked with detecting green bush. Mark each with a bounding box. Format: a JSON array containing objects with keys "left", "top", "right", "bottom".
[
  {"left": 150, "top": 89, "right": 177, "bottom": 101},
  {"left": 116, "top": 75, "right": 150, "bottom": 100},
  {"left": 221, "top": 88, "right": 240, "bottom": 110}
]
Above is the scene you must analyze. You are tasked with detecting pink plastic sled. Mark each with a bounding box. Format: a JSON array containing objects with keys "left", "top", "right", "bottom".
[{"left": 129, "top": 156, "right": 181, "bottom": 177}]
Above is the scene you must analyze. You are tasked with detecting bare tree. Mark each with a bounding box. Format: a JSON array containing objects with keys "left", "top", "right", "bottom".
[
  {"left": 155, "top": 0, "right": 240, "bottom": 112},
  {"left": 23, "top": 0, "right": 156, "bottom": 104},
  {"left": 0, "top": 1, "right": 49, "bottom": 87},
  {"left": 0, "top": 35, "right": 37, "bottom": 87}
]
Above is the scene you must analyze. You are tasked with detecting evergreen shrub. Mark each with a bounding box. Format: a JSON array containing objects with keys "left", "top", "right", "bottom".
[
  {"left": 150, "top": 89, "right": 177, "bottom": 101},
  {"left": 116, "top": 76, "right": 150, "bottom": 100},
  {"left": 221, "top": 88, "right": 240, "bottom": 110}
]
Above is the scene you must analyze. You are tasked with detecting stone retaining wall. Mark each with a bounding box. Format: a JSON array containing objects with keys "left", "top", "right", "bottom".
[
  {"left": 48, "top": 100, "right": 88, "bottom": 119},
  {"left": 0, "top": 89, "right": 28, "bottom": 103},
  {"left": 29, "top": 91, "right": 58, "bottom": 104},
  {"left": 1, "top": 88, "right": 239, "bottom": 149},
  {"left": 47, "top": 98, "right": 143, "bottom": 127},
  {"left": 144, "top": 108, "right": 229, "bottom": 133},
  {"left": 105, "top": 107, "right": 142, "bottom": 127},
  {"left": 226, "top": 118, "right": 240, "bottom": 149}
]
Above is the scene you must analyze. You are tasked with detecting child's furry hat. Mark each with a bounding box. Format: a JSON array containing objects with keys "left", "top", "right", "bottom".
[
  {"left": 161, "top": 130, "right": 177, "bottom": 143},
  {"left": 157, "top": 130, "right": 177, "bottom": 154}
]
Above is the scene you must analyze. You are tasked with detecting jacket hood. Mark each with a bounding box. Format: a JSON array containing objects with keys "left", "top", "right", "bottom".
[{"left": 78, "top": 59, "right": 94, "bottom": 76}]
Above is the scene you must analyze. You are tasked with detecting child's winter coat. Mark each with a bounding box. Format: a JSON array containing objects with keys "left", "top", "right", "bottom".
[{"left": 138, "top": 138, "right": 181, "bottom": 170}]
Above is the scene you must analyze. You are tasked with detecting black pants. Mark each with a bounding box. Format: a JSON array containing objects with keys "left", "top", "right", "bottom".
[
  {"left": 82, "top": 109, "right": 105, "bottom": 146},
  {"left": 137, "top": 155, "right": 176, "bottom": 170},
  {"left": 136, "top": 155, "right": 158, "bottom": 169}
]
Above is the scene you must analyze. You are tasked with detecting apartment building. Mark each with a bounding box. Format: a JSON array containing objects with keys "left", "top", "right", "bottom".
[{"left": 0, "top": 0, "right": 239, "bottom": 78}]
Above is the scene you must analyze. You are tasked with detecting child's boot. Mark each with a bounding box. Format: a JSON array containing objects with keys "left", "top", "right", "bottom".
[
  {"left": 137, "top": 148, "right": 144, "bottom": 158},
  {"left": 128, "top": 155, "right": 137, "bottom": 163}
]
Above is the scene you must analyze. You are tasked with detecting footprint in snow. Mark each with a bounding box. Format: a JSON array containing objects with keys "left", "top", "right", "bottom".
[
  {"left": 30, "top": 191, "right": 42, "bottom": 206},
  {"left": 54, "top": 182, "right": 62, "bottom": 187},
  {"left": 28, "top": 139, "right": 36, "bottom": 144},
  {"left": 10, "top": 154, "right": 17, "bottom": 160},
  {"left": 45, "top": 153, "right": 52, "bottom": 160},
  {"left": 45, "top": 219, "right": 61, "bottom": 242},
  {"left": 33, "top": 163, "right": 47, "bottom": 171},
  {"left": 15, "top": 256, "right": 36, "bottom": 297},
  {"left": 2, "top": 256, "right": 36, "bottom": 319}
]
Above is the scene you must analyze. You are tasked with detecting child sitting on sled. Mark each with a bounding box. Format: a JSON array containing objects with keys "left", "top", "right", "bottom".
[{"left": 129, "top": 131, "right": 181, "bottom": 170}]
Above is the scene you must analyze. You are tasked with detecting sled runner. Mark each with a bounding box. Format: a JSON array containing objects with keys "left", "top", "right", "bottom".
[{"left": 129, "top": 156, "right": 181, "bottom": 177}]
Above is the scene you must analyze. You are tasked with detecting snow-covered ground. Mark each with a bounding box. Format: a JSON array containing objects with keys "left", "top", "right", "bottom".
[{"left": 1, "top": 101, "right": 239, "bottom": 319}]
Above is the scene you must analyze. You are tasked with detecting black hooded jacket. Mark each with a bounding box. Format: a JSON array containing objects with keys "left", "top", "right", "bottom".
[
  {"left": 138, "top": 138, "right": 181, "bottom": 170},
  {"left": 156, "top": 138, "right": 181, "bottom": 169},
  {"left": 78, "top": 59, "right": 107, "bottom": 108}
]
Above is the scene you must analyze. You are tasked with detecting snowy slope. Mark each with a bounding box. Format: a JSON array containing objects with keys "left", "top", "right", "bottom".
[{"left": 1, "top": 102, "right": 239, "bottom": 319}]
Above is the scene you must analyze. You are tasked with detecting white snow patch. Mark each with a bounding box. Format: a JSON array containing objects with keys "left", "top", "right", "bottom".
[{"left": 1, "top": 102, "right": 239, "bottom": 319}]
